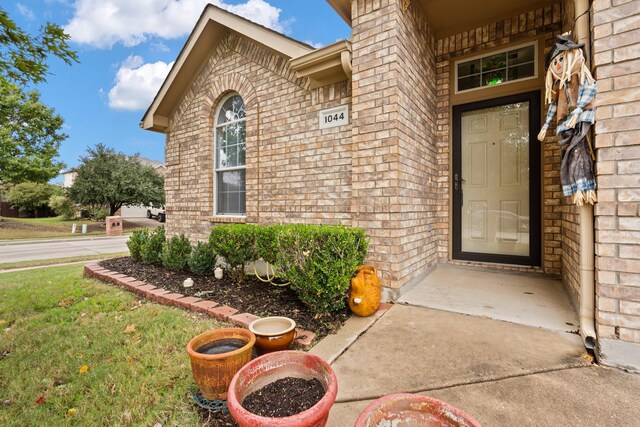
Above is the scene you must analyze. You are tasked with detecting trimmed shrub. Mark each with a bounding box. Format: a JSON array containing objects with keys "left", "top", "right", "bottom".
[
  {"left": 274, "top": 225, "right": 369, "bottom": 314},
  {"left": 127, "top": 227, "right": 149, "bottom": 262},
  {"left": 141, "top": 226, "right": 165, "bottom": 265},
  {"left": 255, "top": 224, "right": 285, "bottom": 265},
  {"left": 188, "top": 242, "right": 217, "bottom": 275},
  {"left": 161, "top": 234, "right": 192, "bottom": 271},
  {"left": 209, "top": 224, "right": 259, "bottom": 283}
]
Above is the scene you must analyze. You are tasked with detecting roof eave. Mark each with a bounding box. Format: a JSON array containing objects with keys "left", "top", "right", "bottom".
[{"left": 326, "top": 0, "right": 352, "bottom": 26}]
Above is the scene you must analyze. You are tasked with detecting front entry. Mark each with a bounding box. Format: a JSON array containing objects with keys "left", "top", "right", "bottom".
[{"left": 453, "top": 91, "right": 541, "bottom": 266}]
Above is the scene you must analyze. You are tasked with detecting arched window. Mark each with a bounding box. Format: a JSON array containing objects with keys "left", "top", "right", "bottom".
[{"left": 214, "top": 93, "right": 246, "bottom": 215}]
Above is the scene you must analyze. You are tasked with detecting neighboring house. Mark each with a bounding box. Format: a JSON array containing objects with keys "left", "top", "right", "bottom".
[
  {"left": 142, "top": 1, "right": 640, "bottom": 371},
  {"left": 61, "top": 168, "right": 77, "bottom": 188},
  {"left": 61, "top": 158, "right": 165, "bottom": 218}
]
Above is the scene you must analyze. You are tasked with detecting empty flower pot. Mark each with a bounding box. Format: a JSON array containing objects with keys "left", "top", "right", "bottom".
[
  {"left": 227, "top": 350, "right": 338, "bottom": 427},
  {"left": 248, "top": 316, "right": 297, "bottom": 354},
  {"left": 354, "top": 393, "right": 482, "bottom": 427},
  {"left": 186, "top": 328, "right": 256, "bottom": 400}
]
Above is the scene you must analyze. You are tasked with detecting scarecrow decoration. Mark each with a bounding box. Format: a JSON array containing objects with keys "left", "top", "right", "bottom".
[{"left": 538, "top": 33, "right": 597, "bottom": 206}]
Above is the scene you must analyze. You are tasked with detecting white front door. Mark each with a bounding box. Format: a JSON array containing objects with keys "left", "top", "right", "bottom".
[{"left": 453, "top": 92, "right": 541, "bottom": 265}]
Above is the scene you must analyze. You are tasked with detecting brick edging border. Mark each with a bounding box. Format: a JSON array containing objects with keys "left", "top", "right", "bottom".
[{"left": 83, "top": 262, "right": 316, "bottom": 347}]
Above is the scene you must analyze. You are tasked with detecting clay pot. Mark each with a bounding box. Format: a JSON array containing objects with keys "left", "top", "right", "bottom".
[
  {"left": 186, "top": 328, "right": 255, "bottom": 400},
  {"left": 248, "top": 316, "right": 297, "bottom": 354},
  {"left": 227, "top": 351, "right": 338, "bottom": 427},
  {"left": 348, "top": 265, "right": 382, "bottom": 317},
  {"left": 354, "top": 393, "right": 482, "bottom": 427}
]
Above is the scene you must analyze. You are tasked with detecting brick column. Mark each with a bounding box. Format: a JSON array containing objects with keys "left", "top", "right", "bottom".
[
  {"left": 592, "top": 0, "right": 640, "bottom": 372},
  {"left": 350, "top": 0, "right": 402, "bottom": 288},
  {"left": 351, "top": 0, "right": 439, "bottom": 291}
]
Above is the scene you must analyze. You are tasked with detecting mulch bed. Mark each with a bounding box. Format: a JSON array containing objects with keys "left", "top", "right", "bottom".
[
  {"left": 99, "top": 256, "right": 350, "bottom": 426},
  {"left": 98, "top": 257, "right": 351, "bottom": 343}
]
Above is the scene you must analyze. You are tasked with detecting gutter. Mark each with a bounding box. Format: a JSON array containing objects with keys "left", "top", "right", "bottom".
[{"left": 575, "top": 0, "right": 597, "bottom": 352}]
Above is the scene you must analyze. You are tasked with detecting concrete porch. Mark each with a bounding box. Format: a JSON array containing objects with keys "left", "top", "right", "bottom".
[
  {"left": 309, "top": 264, "right": 639, "bottom": 426},
  {"left": 398, "top": 264, "right": 579, "bottom": 333}
]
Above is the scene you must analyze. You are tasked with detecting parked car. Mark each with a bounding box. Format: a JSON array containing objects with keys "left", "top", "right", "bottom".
[{"left": 147, "top": 206, "right": 165, "bottom": 222}]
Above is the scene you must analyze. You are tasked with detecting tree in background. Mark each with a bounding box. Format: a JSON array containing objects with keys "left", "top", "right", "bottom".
[
  {"left": 48, "top": 194, "right": 76, "bottom": 219},
  {"left": 5, "top": 182, "right": 56, "bottom": 216},
  {"left": 0, "top": 85, "right": 66, "bottom": 183},
  {"left": 0, "top": 7, "right": 77, "bottom": 185},
  {"left": 68, "top": 144, "right": 165, "bottom": 216}
]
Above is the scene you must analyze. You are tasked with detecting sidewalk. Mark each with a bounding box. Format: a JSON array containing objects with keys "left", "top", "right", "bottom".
[{"left": 0, "top": 235, "right": 128, "bottom": 246}]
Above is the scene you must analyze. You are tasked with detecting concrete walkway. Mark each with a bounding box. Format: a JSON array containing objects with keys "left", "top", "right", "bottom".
[{"left": 310, "top": 266, "right": 640, "bottom": 426}]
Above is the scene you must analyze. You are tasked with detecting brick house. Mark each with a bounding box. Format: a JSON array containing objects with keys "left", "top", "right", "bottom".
[{"left": 142, "top": 0, "right": 640, "bottom": 371}]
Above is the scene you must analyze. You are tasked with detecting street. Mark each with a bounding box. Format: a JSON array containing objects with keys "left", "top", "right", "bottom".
[{"left": 0, "top": 236, "right": 129, "bottom": 263}]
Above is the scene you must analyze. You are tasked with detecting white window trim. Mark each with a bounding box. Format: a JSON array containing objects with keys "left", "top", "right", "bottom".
[
  {"left": 454, "top": 41, "right": 538, "bottom": 94},
  {"left": 213, "top": 92, "right": 247, "bottom": 216}
]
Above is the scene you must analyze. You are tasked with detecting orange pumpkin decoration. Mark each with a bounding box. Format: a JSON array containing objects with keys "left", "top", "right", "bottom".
[{"left": 348, "top": 265, "right": 381, "bottom": 317}]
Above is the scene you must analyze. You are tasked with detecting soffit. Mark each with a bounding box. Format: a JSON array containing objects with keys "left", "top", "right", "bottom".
[
  {"left": 326, "top": 0, "right": 551, "bottom": 38},
  {"left": 142, "top": 5, "right": 314, "bottom": 133}
]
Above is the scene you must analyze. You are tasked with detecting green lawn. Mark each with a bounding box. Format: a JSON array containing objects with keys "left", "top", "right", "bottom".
[
  {"left": 0, "top": 216, "right": 152, "bottom": 240},
  {"left": 0, "top": 265, "right": 227, "bottom": 426}
]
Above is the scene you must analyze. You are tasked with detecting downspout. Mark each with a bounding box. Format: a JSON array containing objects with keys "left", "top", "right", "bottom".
[{"left": 575, "top": 0, "right": 597, "bottom": 350}]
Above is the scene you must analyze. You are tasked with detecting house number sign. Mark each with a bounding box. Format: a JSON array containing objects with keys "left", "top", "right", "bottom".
[{"left": 319, "top": 105, "right": 349, "bottom": 129}]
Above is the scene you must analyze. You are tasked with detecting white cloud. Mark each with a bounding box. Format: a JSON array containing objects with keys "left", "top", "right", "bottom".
[
  {"left": 65, "top": 0, "right": 287, "bottom": 49},
  {"left": 17, "top": 4, "right": 36, "bottom": 21},
  {"left": 108, "top": 56, "right": 174, "bottom": 111},
  {"left": 303, "top": 40, "right": 325, "bottom": 49},
  {"left": 151, "top": 42, "right": 171, "bottom": 52}
]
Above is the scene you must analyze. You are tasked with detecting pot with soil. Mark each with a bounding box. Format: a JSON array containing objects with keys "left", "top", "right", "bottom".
[
  {"left": 227, "top": 350, "right": 337, "bottom": 427},
  {"left": 248, "top": 316, "right": 296, "bottom": 355},
  {"left": 354, "top": 393, "right": 482, "bottom": 427},
  {"left": 186, "top": 328, "right": 256, "bottom": 401}
]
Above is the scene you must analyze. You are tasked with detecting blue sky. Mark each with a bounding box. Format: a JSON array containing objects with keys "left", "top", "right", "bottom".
[{"left": 9, "top": 1, "right": 350, "bottom": 178}]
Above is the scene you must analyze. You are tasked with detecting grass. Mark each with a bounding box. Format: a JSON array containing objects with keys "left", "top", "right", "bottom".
[
  {"left": 0, "top": 264, "right": 228, "bottom": 426},
  {"left": 0, "top": 252, "right": 130, "bottom": 271},
  {"left": 0, "top": 217, "right": 105, "bottom": 240}
]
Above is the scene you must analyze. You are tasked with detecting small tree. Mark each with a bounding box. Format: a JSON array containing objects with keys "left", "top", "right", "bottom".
[
  {"left": 68, "top": 144, "right": 164, "bottom": 216},
  {"left": 48, "top": 194, "right": 76, "bottom": 219},
  {"left": 5, "top": 182, "right": 56, "bottom": 216}
]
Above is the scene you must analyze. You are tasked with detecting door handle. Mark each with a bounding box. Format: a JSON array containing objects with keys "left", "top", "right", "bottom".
[{"left": 454, "top": 174, "right": 466, "bottom": 190}]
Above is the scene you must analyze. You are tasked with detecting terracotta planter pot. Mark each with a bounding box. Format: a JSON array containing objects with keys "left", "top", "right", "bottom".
[
  {"left": 186, "top": 328, "right": 256, "bottom": 400},
  {"left": 248, "top": 316, "right": 296, "bottom": 354},
  {"left": 227, "top": 351, "right": 337, "bottom": 427},
  {"left": 354, "top": 393, "right": 482, "bottom": 427}
]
